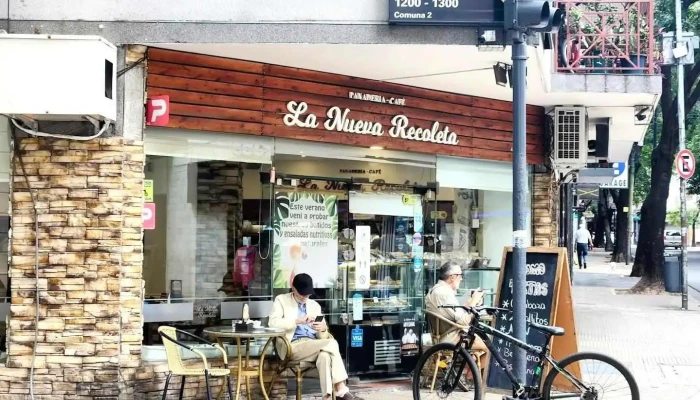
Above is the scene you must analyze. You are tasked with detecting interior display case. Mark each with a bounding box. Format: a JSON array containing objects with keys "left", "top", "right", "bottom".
[{"left": 329, "top": 191, "right": 429, "bottom": 376}]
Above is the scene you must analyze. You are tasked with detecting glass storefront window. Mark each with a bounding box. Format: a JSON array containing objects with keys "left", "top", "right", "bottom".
[
  {"left": 140, "top": 139, "right": 530, "bottom": 377},
  {"left": 142, "top": 155, "right": 274, "bottom": 346}
]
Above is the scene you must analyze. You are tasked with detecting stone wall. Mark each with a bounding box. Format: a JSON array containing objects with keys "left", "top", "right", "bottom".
[
  {"left": 194, "top": 162, "right": 244, "bottom": 321},
  {"left": 5, "top": 137, "right": 144, "bottom": 399},
  {"left": 532, "top": 171, "right": 559, "bottom": 248}
]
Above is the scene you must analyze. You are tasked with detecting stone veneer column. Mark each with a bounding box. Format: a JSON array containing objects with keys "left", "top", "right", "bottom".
[
  {"left": 532, "top": 171, "right": 559, "bottom": 248},
  {"left": 195, "top": 162, "right": 244, "bottom": 300},
  {"left": 5, "top": 137, "right": 144, "bottom": 399}
]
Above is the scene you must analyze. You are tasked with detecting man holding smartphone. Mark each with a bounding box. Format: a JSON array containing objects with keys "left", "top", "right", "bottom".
[
  {"left": 269, "top": 274, "right": 363, "bottom": 400},
  {"left": 425, "top": 262, "right": 489, "bottom": 363}
]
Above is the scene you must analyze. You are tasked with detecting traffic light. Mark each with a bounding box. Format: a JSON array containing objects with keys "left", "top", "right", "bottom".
[{"left": 504, "top": 0, "right": 563, "bottom": 33}]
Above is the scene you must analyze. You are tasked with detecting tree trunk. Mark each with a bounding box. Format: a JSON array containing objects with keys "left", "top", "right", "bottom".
[
  {"left": 605, "top": 206, "right": 614, "bottom": 252},
  {"left": 594, "top": 190, "right": 607, "bottom": 248},
  {"left": 693, "top": 221, "right": 696, "bottom": 247},
  {"left": 601, "top": 190, "right": 614, "bottom": 251},
  {"left": 611, "top": 189, "right": 630, "bottom": 262},
  {"left": 630, "top": 65, "right": 680, "bottom": 291}
]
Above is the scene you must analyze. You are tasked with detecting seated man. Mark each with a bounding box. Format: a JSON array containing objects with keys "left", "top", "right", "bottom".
[
  {"left": 425, "top": 262, "right": 489, "bottom": 363},
  {"left": 269, "top": 273, "right": 363, "bottom": 400}
]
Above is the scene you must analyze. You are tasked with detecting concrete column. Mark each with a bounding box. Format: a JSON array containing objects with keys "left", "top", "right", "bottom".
[{"left": 118, "top": 45, "right": 147, "bottom": 141}]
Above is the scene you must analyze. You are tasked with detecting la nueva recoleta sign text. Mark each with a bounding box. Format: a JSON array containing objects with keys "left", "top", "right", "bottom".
[{"left": 282, "top": 101, "right": 460, "bottom": 146}]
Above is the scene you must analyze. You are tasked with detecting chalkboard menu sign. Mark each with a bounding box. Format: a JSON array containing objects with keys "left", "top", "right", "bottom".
[
  {"left": 388, "top": 0, "right": 504, "bottom": 26},
  {"left": 485, "top": 248, "right": 563, "bottom": 391}
]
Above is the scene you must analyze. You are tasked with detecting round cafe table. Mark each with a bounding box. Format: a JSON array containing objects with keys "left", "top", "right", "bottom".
[{"left": 203, "top": 326, "right": 287, "bottom": 400}]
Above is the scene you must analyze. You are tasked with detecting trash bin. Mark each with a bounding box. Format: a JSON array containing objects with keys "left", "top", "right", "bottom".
[{"left": 664, "top": 256, "right": 681, "bottom": 293}]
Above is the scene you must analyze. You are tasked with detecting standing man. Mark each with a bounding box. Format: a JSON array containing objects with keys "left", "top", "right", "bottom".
[
  {"left": 575, "top": 222, "right": 593, "bottom": 269},
  {"left": 269, "top": 273, "right": 363, "bottom": 400}
]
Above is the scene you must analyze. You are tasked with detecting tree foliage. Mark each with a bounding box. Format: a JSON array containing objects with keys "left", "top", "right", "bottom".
[{"left": 630, "top": 0, "right": 700, "bottom": 288}]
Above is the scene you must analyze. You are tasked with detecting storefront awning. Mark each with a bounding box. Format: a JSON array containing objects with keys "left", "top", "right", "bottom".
[
  {"left": 436, "top": 156, "right": 513, "bottom": 192},
  {"left": 145, "top": 127, "right": 274, "bottom": 164}
]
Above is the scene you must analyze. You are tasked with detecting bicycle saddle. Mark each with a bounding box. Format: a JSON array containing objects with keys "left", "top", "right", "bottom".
[{"left": 528, "top": 321, "right": 565, "bottom": 336}]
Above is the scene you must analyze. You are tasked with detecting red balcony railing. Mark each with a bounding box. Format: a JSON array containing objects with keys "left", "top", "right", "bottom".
[{"left": 554, "top": 0, "right": 657, "bottom": 74}]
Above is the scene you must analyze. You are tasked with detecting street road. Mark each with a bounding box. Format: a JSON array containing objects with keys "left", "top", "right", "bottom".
[{"left": 688, "top": 250, "right": 700, "bottom": 294}]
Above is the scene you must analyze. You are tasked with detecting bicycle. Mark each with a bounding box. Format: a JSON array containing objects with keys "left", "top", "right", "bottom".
[{"left": 413, "top": 305, "right": 639, "bottom": 400}]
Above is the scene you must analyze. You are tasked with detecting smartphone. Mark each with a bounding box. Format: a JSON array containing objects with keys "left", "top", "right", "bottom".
[{"left": 314, "top": 315, "right": 324, "bottom": 322}]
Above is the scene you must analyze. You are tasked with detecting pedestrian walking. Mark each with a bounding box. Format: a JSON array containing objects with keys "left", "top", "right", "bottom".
[{"left": 575, "top": 223, "right": 593, "bottom": 269}]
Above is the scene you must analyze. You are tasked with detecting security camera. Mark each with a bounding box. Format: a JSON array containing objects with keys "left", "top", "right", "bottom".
[
  {"left": 479, "top": 29, "right": 497, "bottom": 45},
  {"left": 635, "top": 106, "right": 650, "bottom": 121}
]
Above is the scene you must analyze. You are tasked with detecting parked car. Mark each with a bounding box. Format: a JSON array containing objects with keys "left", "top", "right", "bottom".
[{"left": 664, "top": 230, "right": 682, "bottom": 249}]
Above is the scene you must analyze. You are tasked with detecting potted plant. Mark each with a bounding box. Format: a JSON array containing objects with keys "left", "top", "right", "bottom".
[
  {"left": 616, "top": 4, "right": 652, "bottom": 74},
  {"left": 564, "top": 3, "right": 618, "bottom": 74}
]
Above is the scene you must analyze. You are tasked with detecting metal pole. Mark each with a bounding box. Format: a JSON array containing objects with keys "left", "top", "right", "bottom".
[
  {"left": 567, "top": 183, "right": 575, "bottom": 277},
  {"left": 653, "top": 108, "right": 658, "bottom": 147},
  {"left": 676, "top": 0, "right": 689, "bottom": 310},
  {"left": 626, "top": 147, "right": 635, "bottom": 265},
  {"left": 511, "top": 32, "right": 528, "bottom": 383}
]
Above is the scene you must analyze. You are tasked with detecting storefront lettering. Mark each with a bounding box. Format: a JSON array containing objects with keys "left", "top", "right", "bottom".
[
  {"left": 296, "top": 178, "right": 411, "bottom": 193},
  {"left": 338, "top": 169, "right": 382, "bottom": 175},
  {"left": 349, "top": 91, "right": 406, "bottom": 106},
  {"left": 283, "top": 101, "right": 459, "bottom": 146}
]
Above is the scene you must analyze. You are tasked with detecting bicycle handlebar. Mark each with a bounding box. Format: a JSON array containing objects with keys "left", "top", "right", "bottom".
[{"left": 438, "top": 305, "right": 510, "bottom": 316}]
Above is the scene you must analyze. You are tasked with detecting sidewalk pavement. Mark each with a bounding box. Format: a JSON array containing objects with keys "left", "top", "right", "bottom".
[
  {"left": 571, "top": 249, "right": 700, "bottom": 400},
  {"left": 300, "top": 249, "right": 700, "bottom": 400}
]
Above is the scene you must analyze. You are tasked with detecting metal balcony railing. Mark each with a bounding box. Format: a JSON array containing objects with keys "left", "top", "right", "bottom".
[{"left": 554, "top": 0, "right": 657, "bottom": 75}]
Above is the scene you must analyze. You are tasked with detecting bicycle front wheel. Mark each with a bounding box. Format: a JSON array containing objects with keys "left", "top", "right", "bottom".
[
  {"left": 542, "top": 352, "right": 639, "bottom": 400},
  {"left": 412, "top": 342, "right": 483, "bottom": 400}
]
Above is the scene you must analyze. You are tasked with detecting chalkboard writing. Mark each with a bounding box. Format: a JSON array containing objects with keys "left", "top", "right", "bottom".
[
  {"left": 486, "top": 250, "right": 559, "bottom": 390},
  {"left": 388, "top": 0, "right": 504, "bottom": 26}
]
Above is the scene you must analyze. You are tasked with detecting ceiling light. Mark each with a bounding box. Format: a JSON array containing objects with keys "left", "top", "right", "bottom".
[{"left": 370, "top": 146, "right": 384, "bottom": 150}]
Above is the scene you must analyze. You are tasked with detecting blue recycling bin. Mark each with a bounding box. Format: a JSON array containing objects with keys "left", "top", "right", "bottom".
[{"left": 664, "top": 256, "right": 681, "bottom": 293}]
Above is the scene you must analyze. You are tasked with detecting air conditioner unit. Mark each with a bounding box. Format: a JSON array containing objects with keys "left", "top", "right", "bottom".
[
  {"left": 553, "top": 107, "right": 588, "bottom": 169},
  {"left": 0, "top": 34, "right": 117, "bottom": 123}
]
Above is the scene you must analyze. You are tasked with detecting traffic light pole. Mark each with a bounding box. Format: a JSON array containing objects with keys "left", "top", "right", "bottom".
[
  {"left": 504, "top": 0, "right": 562, "bottom": 386},
  {"left": 510, "top": 31, "right": 529, "bottom": 384}
]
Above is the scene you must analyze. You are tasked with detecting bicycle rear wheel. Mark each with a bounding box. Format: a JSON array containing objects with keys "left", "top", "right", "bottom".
[
  {"left": 542, "top": 352, "right": 639, "bottom": 400},
  {"left": 412, "top": 342, "right": 482, "bottom": 400}
]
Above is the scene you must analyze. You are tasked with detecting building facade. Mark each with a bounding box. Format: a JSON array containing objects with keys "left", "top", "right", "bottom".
[{"left": 0, "top": 0, "right": 661, "bottom": 398}]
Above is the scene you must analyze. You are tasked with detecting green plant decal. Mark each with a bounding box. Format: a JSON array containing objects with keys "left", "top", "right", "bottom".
[
  {"left": 272, "top": 244, "right": 287, "bottom": 288},
  {"left": 324, "top": 195, "right": 338, "bottom": 218}
]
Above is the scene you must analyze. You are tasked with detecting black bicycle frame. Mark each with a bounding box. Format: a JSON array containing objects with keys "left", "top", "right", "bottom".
[{"left": 466, "top": 321, "right": 587, "bottom": 399}]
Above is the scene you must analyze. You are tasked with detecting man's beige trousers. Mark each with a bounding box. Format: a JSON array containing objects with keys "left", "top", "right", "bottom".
[{"left": 290, "top": 338, "right": 349, "bottom": 395}]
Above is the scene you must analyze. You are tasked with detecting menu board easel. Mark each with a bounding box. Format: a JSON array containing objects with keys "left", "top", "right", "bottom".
[{"left": 485, "top": 247, "right": 580, "bottom": 392}]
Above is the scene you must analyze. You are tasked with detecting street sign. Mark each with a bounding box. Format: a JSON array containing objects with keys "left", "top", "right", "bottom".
[
  {"left": 577, "top": 163, "right": 628, "bottom": 189},
  {"left": 388, "top": 0, "right": 504, "bottom": 26},
  {"left": 600, "top": 162, "right": 628, "bottom": 188},
  {"left": 676, "top": 149, "right": 696, "bottom": 179}
]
